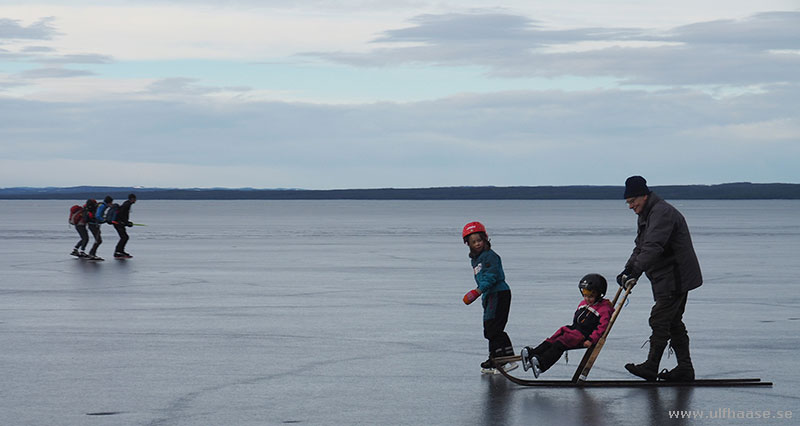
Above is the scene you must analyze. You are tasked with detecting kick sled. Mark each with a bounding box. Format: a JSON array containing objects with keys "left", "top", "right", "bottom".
[{"left": 491, "top": 284, "right": 772, "bottom": 388}]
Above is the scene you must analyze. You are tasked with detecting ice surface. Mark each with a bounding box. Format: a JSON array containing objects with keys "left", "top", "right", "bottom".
[{"left": 1, "top": 200, "right": 797, "bottom": 425}]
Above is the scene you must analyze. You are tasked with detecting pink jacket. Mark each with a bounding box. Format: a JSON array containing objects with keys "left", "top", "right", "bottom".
[{"left": 573, "top": 298, "right": 614, "bottom": 343}]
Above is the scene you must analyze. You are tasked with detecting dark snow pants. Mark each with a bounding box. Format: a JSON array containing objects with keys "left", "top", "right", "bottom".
[
  {"left": 88, "top": 224, "right": 102, "bottom": 256},
  {"left": 483, "top": 290, "right": 514, "bottom": 358},
  {"left": 114, "top": 223, "right": 129, "bottom": 253},
  {"left": 74, "top": 224, "right": 89, "bottom": 250}
]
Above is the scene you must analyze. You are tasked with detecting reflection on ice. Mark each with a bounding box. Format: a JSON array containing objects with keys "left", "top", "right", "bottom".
[{"left": 0, "top": 200, "right": 796, "bottom": 425}]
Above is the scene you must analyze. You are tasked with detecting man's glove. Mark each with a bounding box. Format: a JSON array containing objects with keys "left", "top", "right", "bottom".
[
  {"left": 617, "top": 271, "right": 638, "bottom": 290},
  {"left": 616, "top": 271, "right": 630, "bottom": 287},
  {"left": 126, "top": 221, "right": 133, "bottom": 227},
  {"left": 463, "top": 289, "right": 480, "bottom": 305}
]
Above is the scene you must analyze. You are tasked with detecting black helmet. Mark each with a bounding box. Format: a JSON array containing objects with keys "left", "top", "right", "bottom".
[{"left": 579, "top": 273, "right": 607, "bottom": 298}]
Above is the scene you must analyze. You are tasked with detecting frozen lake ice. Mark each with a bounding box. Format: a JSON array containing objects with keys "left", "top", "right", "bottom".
[{"left": 1, "top": 199, "right": 798, "bottom": 425}]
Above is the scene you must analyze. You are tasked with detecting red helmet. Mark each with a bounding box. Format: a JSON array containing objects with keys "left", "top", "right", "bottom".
[{"left": 462, "top": 221, "right": 487, "bottom": 239}]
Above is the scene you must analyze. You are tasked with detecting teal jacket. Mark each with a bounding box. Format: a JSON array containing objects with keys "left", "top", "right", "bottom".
[{"left": 470, "top": 249, "right": 510, "bottom": 297}]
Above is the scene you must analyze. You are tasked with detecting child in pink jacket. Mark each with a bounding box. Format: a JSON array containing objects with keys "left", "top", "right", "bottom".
[{"left": 520, "top": 273, "right": 614, "bottom": 378}]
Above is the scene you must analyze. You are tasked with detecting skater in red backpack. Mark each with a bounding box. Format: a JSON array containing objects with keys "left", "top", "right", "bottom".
[
  {"left": 70, "top": 199, "right": 98, "bottom": 258},
  {"left": 461, "top": 221, "right": 518, "bottom": 374},
  {"left": 520, "top": 274, "right": 613, "bottom": 378}
]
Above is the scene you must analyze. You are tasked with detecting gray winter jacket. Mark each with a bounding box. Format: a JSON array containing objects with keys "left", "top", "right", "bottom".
[{"left": 625, "top": 192, "right": 703, "bottom": 300}]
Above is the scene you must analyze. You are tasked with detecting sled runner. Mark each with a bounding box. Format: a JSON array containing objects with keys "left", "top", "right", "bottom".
[
  {"left": 493, "top": 370, "right": 772, "bottom": 387},
  {"left": 492, "top": 282, "right": 771, "bottom": 387}
]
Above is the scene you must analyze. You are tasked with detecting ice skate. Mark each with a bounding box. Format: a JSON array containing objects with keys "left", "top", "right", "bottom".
[{"left": 521, "top": 346, "right": 533, "bottom": 371}]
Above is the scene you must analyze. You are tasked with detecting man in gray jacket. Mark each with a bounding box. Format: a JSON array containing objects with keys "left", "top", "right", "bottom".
[{"left": 617, "top": 176, "right": 702, "bottom": 381}]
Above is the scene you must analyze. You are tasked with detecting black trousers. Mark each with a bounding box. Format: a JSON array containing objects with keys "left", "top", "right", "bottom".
[
  {"left": 483, "top": 290, "right": 514, "bottom": 357},
  {"left": 88, "top": 224, "right": 102, "bottom": 255},
  {"left": 649, "top": 292, "right": 689, "bottom": 350},
  {"left": 114, "top": 223, "right": 129, "bottom": 253},
  {"left": 74, "top": 225, "right": 89, "bottom": 250},
  {"left": 526, "top": 341, "right": 567, "bottom": 373}
]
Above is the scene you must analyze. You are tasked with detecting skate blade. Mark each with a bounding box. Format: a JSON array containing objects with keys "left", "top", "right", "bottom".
[{"left": 482, "top": 362, "right": 519, "bottom": 375}]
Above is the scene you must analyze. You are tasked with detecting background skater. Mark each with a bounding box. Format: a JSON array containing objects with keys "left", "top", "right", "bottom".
[
  {"left": 70, "top": 199, "right": 97, "bottom": 258},
  {"left": 618, "top": 176, "right": 703, "bottom": 382},
  {"left": 461, "top": 221, "right": 518, "bottom": 374},
  {"left": 113, "top": 193, "right": 137, "bottom": 259},
  {"left": 86, "top": 195, "right": 113, "bottom": 261}
]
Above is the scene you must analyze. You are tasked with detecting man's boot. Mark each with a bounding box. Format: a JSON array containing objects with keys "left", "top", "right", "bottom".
[
  {"left": 657, "top": 338, "right": 695, "bottom": 382},
  {"left": 625, "top": 340, "right": 666, "bottom": 381}
]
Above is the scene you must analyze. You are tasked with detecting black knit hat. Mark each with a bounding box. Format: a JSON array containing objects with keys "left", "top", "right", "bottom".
[{"left": 624, "top": 176, "right": 650, "bottom": 199}]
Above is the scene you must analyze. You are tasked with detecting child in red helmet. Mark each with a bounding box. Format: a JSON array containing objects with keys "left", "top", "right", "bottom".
[
  {"left": 520, "top": 273, "right": 614, "bottom": 378},
  {"left": 462, "top": 221, "right": 518, "bottom": 374}
]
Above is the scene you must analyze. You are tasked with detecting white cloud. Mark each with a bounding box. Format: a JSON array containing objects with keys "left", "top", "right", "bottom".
[
  {"left": 0, "top": 16, "right": 56, "bottom": 40},
  {"left": 1, "top": 4, "right": 404, "bottom": 60},
  {"left": 1, "top": 1, "right": 798, "bottom": 187},
  {"left": 0, "top": 158, "right": 300, "bottom": 188},
  {"left": 19, "top": 66, "right": 94, "bottom": 78},
  {"left": 684, "top": 118, "right": 800, "bottom": 142},
  {"left": 314, "top": 11, "right": 800, "bottom": 87},
  {"left": 2, "top": 83, "right": 797, "bottom": 187}
]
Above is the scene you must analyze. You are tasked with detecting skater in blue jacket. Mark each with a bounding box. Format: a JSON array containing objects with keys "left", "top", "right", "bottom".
[{"left": 461, "top": 221, "right": 518, "bottom": 374}]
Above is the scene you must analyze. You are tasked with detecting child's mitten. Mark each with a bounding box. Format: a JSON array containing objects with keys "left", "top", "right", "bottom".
[{"left": 463, "top": 289, "right": 480, "bottom": 305}]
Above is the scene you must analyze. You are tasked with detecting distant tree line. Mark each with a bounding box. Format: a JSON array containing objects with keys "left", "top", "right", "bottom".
[{"left": 1, "top": 183, "right": 799, "bottom": 200}]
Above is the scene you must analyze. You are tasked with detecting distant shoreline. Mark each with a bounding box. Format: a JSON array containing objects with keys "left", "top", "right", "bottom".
[{"left": 1, "top": 183, "right": 799, "bottom": 200}]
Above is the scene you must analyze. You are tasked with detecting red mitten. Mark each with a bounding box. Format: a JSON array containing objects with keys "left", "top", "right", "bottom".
[{"left": 463, "top": 289, "right": 480, "bottom": 305}]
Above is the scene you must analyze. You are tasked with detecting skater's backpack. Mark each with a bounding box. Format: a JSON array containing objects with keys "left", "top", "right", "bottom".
[
  {"left": 96, "top": 202, "right": 110, "bottom": 223},
  {"left": 68, "top": 204, "right": 83, "bottom": 225},
  {"left": 105, "top": 203, "right": 120, "bottom": 224}
]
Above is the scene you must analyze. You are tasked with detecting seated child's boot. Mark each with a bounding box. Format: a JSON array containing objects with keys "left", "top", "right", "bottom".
[
  {"left": 520, "top": 346, "right": 534, "bottom": 371},
  {"left": 531, "top": 356, "right": 541, "bottom": 378}
]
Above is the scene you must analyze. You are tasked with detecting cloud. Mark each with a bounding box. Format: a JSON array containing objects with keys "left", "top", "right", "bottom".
[
  {"left": 21, "top": 45, "right": 55, "bottom": 53},
  {"left": 1, "top": 81, "right": 797, "bottom": 187},
  {"left": 0, "top": 3, "right": 797, "bottom": 187},
  {"left": 0, "top": 79, "right": 28, "bottom": 91},
  {"left": 1, "top": 17, "right": 112, "bottom": 65},
  {"left": 144, "top": 78, "right": 252, "bottom": 96},
  {"left": 0, "top": 158, "right": 302, "bottom": 188},
  {"left": 665, "top": 11, "right": 800, "bottom": 50},
  {"left": 311, "top": 11, "right": 800, "bottom": 87},
  {"left": 0, "top": 17, "right": 57, "bottom": 40},
  {"left": 39, "top": 53, "right": 114, "bottom": 64},
  {"left": 19, "top": 67, "right": 95, "bottom": 78}
]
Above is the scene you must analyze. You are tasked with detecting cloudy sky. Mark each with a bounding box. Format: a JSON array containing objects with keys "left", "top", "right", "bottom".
[{"left": 1, "top": 1, "right": 798, "bottom": 189}]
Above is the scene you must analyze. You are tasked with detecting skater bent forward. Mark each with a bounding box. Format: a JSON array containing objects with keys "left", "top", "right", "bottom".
[
  {"left": 70, "top": 199, "right": 97, "bottom": 259},
  {"left": 113, "top": 193, "right": 137, "bottom": 259}
]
